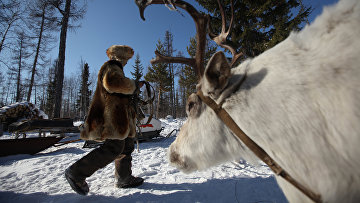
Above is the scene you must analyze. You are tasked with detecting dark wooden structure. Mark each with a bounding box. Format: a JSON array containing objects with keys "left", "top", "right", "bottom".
[
  {"left": 7, "top": 118, "right": 79, "bottom": 138},
  {"left": 0, "top": 136, "right": 64, "bottom": 157},
  {"left": 0, "top": 119, "right": 79, "bottom": 157}
]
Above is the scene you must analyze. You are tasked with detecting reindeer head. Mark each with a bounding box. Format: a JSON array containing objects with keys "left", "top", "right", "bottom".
[
  {"left": 169, "top": 51, "right": 254, "bottom": 172},
  {"left": 136, "top": 0, "right": 251, "bottom": 172}
]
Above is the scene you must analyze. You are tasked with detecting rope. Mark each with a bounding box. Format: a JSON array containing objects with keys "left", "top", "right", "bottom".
[{"left": 196, "top": 90, "right": 322, "bottom": 203}]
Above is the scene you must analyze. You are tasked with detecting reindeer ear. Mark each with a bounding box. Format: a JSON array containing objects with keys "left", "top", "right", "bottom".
[{"left": 203, "top": 51, "right": 231, "bottom": 97}]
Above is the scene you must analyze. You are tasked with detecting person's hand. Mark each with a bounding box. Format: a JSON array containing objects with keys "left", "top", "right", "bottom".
[
  {"left": 134, "top": 81, "right": 145, "bottom": 94},
  {"left": 138, "top": 81, "right": 145, "bottom": 88}
]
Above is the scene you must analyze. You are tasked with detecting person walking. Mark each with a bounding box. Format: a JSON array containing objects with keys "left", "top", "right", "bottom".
[{"left": 65, "top": 45, "right": 144, "bottom": 195}]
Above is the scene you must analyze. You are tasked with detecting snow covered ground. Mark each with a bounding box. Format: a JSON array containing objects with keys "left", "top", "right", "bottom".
[{"left": 0, "top": 118, "right": 288, "bottom": 203}]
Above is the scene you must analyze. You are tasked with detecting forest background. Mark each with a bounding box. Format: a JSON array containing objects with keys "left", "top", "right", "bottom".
[{"left": 0, "top": 0, "right": 337, "bottom": 119}]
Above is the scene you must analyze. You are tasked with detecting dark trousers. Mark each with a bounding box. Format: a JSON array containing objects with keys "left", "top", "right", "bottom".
[{"left": 67, "top": 137, "right": 135, "bottom": 182}]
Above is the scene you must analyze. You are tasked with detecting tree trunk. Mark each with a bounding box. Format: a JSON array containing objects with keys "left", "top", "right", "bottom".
[
  {"left": 54, "top": 0, "right": 71, "bottom": 118},
  {"left": 169, "top": 63, "right": 174, "bottom": 117},
  {"left": 67, "top": 86, "right": 70, "bottom": 117},
  {"left": 156, "top": 87, "right": 161, "bottom": 119},
  {"left": 0, "top": 20, "right": 14, "bottom": 55},
  {"left": 16, "top": 40, "right": 23, "bottom": 102},
  {"left": 27, "top": 6, "right": 46, "bottom": 102},
  {"left": 34, "top": 85, "right": 37, "bottom": 104}
]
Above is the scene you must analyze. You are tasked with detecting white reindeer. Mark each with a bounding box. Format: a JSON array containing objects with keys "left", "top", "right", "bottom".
[{"left": 136, "top": 0, "right": 360, "bottom": 202}]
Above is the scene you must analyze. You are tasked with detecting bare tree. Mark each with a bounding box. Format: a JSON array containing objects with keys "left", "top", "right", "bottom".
[
  {"left": 51, "top": 0, "right": 86, "bottom": 118},
  {"left": 26, "top": 0, "right": 57, "bottom": 102},
  {"left": 0, "top": 0, "right": 21, "bottom": 56},
  {"left": 35, "top": 63, "right": 50, "bottom": 110},
  {"left": 4, "top": 70, "right": 17, "bottom": 104},
  {"left": 0, "top": 71, "right": 4, "bottom": 105},
  {"left": 9, "top": 30, "right": 31, "bottom": 102}
]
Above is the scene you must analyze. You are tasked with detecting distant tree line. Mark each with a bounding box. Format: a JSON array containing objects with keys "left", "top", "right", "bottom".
[
  {"left": 143, "top": 0, "right": 310, "bottom": 119},
  {"left": 140, "top": 30, "right": 218, "bottom": 119},
  {"left": 0, "top": 0, "right": 310, "bottom": 120},
  {"left": 0, "top": 0, "right": 87, "bottom": 119}
]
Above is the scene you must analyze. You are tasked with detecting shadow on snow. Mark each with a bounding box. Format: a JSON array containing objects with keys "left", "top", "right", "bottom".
[{"left": 0, "top": 177, "right": 288, "bottom": 203}]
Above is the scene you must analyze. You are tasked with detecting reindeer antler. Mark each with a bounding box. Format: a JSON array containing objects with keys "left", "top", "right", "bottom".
[
  {"left": 151, "top": 50, "right": 195, "bottom": 67},
  {"left": 134, "top": 0, "right": 241, "bottom": 77},
  {"left": 135, "top": 0, "right": 208, "bottom": 78},
  {"left": 208, "top": 0, "right": 243, "bottom": 66}
]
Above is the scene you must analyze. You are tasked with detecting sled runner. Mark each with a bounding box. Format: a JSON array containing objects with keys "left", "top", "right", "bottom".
[{"left": 0, "top": 118, "right": 80, "bottom": 157}]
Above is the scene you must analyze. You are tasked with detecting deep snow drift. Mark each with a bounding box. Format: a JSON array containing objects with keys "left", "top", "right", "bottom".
[{"left": 0, "top": 118, "right": 287, "bottom": 202}]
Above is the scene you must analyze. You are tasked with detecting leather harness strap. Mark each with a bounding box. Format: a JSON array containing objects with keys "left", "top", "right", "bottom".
[
  {"left": 196, "top": 90, "right": 322, "bottom": 203},
  {"left": 133, "top": 81, "right": 155, "bottom": 152}
]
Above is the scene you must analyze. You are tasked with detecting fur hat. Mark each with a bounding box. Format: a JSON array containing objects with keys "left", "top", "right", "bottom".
[{"left": 106, "top": 45, "right": 134, "bottom": 67}]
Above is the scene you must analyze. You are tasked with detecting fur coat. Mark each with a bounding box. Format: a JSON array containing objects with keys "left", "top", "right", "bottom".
[{"left": 80, "top": 45, "right": 138, "bottom": 141}]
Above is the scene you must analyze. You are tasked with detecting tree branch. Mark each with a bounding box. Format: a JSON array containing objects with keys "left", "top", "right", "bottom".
[{"left": 50, "top": 0, "right": 65, "bottom": 16}]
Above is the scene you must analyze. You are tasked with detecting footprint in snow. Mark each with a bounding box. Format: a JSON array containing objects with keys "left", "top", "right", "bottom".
[
  {"left": 138, "top": 170, "right": 157, "bottom": 177},
  {"left": 148, "top": 162, "right": 161, "bottom": 167},
  {"left": 167, "top": 169, "right": 179, "bottom": 174}
]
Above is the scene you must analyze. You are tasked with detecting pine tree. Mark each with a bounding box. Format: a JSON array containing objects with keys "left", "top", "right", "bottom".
[
  {"left": 195, "top": 0, "right": 311, "bottom": 58},
  {"left": 144, "top": 39, "right": 171, "bottom": 118},
  {"left": 163, "top": 30, "right": 176, "bottom": 118},
  {"left": 76, "top": 61, "right": 91, "bottom": 120},
  {"left": 131, "top": 53, "right": 146, "bottom": 114},
  {"left": 179, "top": 37, "right": 217, "bottom": 99},
  {"left": 131, "top": 53, "right": 143, "bottom": 82}
]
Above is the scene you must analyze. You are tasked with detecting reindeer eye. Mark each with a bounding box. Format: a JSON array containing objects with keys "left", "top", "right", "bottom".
[
  {"left": 188, "top": 102, "right": 195, "bottom": 111},
  {"left": 186, "top": 101, "right": 197, "bottom": 117},
  {"left": 186, "top": 93, "right": 201, "bottom": 117},
  {"left": 186, "top": 93, "right": 202, "bottom": 118}
]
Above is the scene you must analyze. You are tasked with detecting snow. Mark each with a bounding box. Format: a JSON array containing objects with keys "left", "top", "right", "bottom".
[{"left": 0, "top": 118, "right": 288, "bottom": 203}]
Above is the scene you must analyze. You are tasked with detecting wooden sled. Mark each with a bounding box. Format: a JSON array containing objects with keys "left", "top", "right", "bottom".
[
  {"left": 7, "top": 118, "right": 79, "bottom": 137},
  {"left": 0, "top": 119, "right": 80, "bottom": 157}
]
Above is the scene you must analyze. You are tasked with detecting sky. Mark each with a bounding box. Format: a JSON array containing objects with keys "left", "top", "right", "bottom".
[{"left": 50, "top": 0, "right": 339, "bottom": 78}]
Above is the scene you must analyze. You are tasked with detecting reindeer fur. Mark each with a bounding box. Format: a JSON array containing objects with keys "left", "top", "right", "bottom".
[{"left": 169, "top": 0, "right": 360, "bottom": 202}]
